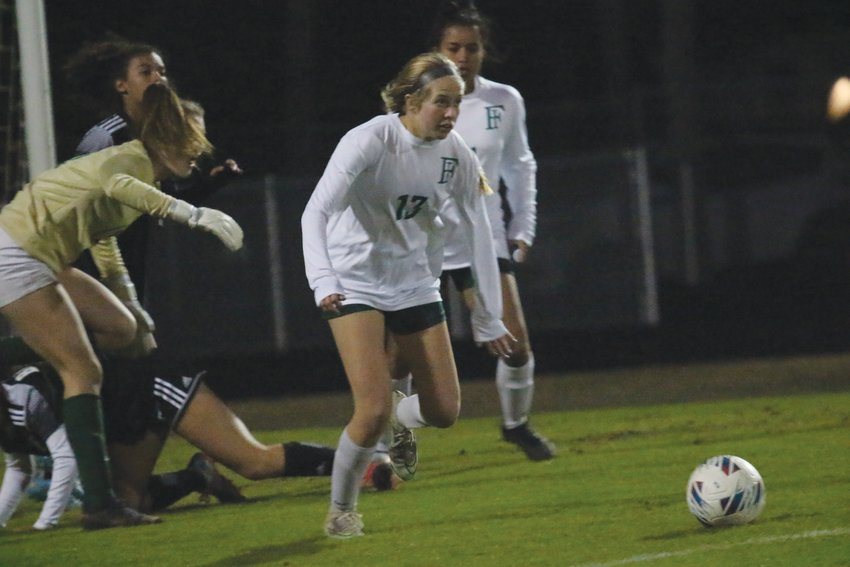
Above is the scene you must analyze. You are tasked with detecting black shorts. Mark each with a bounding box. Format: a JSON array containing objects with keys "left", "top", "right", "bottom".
[
  {"left": 101, "top": 359, "right": 204, "bottom": 445},
  {"left": 442, "top": 258, "right": 513, "bottom": 292},
  {"left": 321, "top": 301, "right": 446, "bottom": 335}
]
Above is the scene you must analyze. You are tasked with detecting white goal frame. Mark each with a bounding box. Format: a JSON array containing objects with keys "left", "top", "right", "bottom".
[{"left": 15, "top": 0, "right": 54, "bottom": 177}]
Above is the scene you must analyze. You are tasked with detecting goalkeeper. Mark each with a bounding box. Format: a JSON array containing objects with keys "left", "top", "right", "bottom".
[
  {"left": 63, "top": 37, "right": 242, "bottom": 302},
  {"left": 0, "top": 82, "right": 242, "bottom": 529}
]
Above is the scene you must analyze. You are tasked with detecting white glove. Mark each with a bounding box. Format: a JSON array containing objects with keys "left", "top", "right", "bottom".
[
  {"left": 168, "top": 199, "right": 244, "bottom": 251},
  {"left": 103, "top": 273, "right": 157, "bottom": 359}
]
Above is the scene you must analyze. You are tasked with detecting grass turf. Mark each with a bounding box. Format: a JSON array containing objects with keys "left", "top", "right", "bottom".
[{"left": 1, "top": 359, "right": 849, "bottom": 566}]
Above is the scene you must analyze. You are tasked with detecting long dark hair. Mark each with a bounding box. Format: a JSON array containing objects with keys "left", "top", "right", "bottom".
[
  {"left": 427, "top": 0, "right": 499, "bottom": 62},
  {"left": 63, "top": 34, "right": 165, "bottom": 116}
]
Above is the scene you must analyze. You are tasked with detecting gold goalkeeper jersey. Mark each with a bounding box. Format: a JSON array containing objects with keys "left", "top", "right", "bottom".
[{"left": 0, "top": 140, "right": 176, "bottom": 276}]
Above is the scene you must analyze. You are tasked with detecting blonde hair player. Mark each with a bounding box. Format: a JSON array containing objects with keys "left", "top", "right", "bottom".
[
  {"left": 369, "top": 2, "right": 554, "bottom": 482},
  {"left": 63, "top": 38, "right": 242, "bottom": 302},
  {"left": 0, "top": 82, "right": 243, "bottom": 529},
  {"left": 302, "top": 52, "right": 514, "bottom": 538}
]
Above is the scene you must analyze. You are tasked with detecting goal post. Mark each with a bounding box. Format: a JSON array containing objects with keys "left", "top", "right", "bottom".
[{"left": 15, "top": 0, "right": 55, "bottom": 177}]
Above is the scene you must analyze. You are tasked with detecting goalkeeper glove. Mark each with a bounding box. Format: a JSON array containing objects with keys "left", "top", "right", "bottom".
[
  {"left": 168, "top": 199, "right": 244, "bottom": 251},
  {"left": 102, "top": 273, "right": 157, "bottom": 359}
]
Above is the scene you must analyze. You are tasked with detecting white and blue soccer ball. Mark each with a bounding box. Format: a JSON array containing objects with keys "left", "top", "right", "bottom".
[{"left": 686, "top": 455, "right": 765, "bottom": 526}]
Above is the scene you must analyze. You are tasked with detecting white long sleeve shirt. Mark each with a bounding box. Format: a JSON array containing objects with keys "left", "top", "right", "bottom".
[
  {"left": 302, "top": 114, "right": 506, "bottom": 341},
  {"left": 0, "top": 368, "right": 78, "bottom": 530},
  {"left": 443, "top": 76, "right": 538, "bottom": 267}
]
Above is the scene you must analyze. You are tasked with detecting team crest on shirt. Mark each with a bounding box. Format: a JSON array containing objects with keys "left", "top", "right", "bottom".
[
  {"left": 485, "top": 105, "right": 505, "bottom": 130},
  {"left": 438, "top": 157, "right": 459, "bottom": 183}
]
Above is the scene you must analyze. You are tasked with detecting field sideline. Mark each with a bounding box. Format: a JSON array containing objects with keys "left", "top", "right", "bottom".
[{"left": 2, "top": 352, "right": 849, "bottom": 566}]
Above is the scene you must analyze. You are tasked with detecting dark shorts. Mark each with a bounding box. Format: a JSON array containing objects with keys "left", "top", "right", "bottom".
[
  {"left": 442, "top": 258, "right": 513, "bottom": 292},
  {"left": 321, "top": 301, "right": 446, "bottom": 335},
  {"left": 101, "top": 360, "right": 204, "bottom": 445}
]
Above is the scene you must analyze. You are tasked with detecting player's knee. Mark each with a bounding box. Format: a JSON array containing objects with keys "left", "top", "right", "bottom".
[
  {"left": 428, "top": 411, "right": 458, "bottom": 429},
  {"left": 95, "top": 309, "right": 138, "bottom": 351},
  {"left": 113, "top": 311, "right": 138, "bottom": 347},
  {"left": 353, "top": 402, "right": 392, "bottom": 439},
  {"left": 423, "top": 399, "right": 459, "bottom": 429}
]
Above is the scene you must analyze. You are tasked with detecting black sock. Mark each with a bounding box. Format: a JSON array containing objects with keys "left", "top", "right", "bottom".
[
  {"left": 146, "top": 470, "right": 206, "bottom": 511},
  {"left": 282, "top": 442, "right": 335, "bottom": 476},
  {"left": 0, "top": 336, "right": 41, "bottom": 365}
]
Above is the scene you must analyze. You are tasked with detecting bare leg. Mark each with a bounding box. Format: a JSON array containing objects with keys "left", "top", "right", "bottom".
[
  {"left": 494, "top": 273, "right": 554, "bottom": 458},
  {"left": 108, "top": 431, "right": 167, "bottom": 511},
  {"left": 498, "top": 273, "right": 531, "bottom": 367},
  {"left": 174, "top": 383, "right": 283, "bottom": 480},
  {"left": 324, "top": 311, "right": 389, "bottom": 526},
  {"left": 1, "top": 282, "right": 101, "bottom": 397},
  {"left": 393, "top": 322, "right": 460, "bottom": 428},
  {"left": 329, "top": 311, "right": 393, "bottom": 446},
  {"left": 0, "top": 283, "right": 161, "bottom": 525},
  {"left": 56, "top": 268, "right": 136, "bottom": 352}
]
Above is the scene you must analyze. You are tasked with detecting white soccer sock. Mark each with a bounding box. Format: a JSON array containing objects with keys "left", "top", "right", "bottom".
[
  {"left": 374, "top": 375, "right": 414, "bottom": 457},
  {"left": 330, "top": 429, "right": 375, "bottom": 513},
  {"left": 397, "top": 394, "right": 429, "bottom": 429},
  {"left": 496, "top": 353, "right": 535, "bottom": 429}
]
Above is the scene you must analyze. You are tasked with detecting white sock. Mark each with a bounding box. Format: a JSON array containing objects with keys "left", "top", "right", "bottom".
[
  {"left": 496, "top": 353, "right": 535, "bottom": 429},
  {"left": 374, "top": 374, "right": 414, "bottom": 457},
  {"left": 330, "top": 429, "right": 375, "bottom": 512},
  {"left": 397, "top": 394, "right": 429, "bottom": 429}
]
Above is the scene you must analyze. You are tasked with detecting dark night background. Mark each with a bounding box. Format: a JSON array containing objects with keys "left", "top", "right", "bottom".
[
  {"left": 32, "top": 1, "right": 850, "bottom": 395},
  {"left": 42, "top": 1, "right": 850, "bottom": 167}
]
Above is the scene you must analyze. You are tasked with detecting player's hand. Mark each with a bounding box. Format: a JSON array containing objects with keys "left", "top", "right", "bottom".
[
  {"left": 319, "top": 293, "right": 346, "bottom": 314},
  {"left": 484, "top": 331, "right": 517, "bottom": 358},
  {"left": 168, "top": 200, "right": 244, "bottom": 251},
  {"left": 117, "top": 298, "right": 157, "bottom": 358},
  {"left": 190, "top": 207, "right": 244, "bottom": 251},
  {"left": 102, "top": 274, "right": 158, "bottom": 358},
  {"left": 509, "top": 240, "right": 531, "bottom": 263},
  {"left": 208, "top": 159, "right": 242, "bottom": 178}
]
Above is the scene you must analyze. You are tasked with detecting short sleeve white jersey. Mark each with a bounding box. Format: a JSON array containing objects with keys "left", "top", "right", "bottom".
[
  {"left": 302, "top": 114, "right": 505, "bottom": 340},
  {"left": 443, "top": 76, "right": 538, "bottom": 267}
]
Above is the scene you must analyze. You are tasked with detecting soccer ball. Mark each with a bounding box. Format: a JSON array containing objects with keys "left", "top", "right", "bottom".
[{"left": 686, "top": 455, "right": 765, "bottom": 527}]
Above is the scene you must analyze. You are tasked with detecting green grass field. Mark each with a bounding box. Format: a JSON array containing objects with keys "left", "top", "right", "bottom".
[{"left": 2, "top": 356, "right": 849, "bottom": 566}]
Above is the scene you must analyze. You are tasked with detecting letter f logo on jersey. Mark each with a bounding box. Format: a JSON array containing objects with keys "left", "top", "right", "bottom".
[
  {"left": 439, "top": 157, "right": 459, "bottom": 184},
  {"left": 486, "top": 105, "right": 504, "bottom": 130}
]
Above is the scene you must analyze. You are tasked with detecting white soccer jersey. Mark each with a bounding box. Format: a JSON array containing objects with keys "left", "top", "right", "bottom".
[
  {"left": 443, "top": 76, "right": 538, "bottom": 267},
  {"left": 302, "top": 114, "right": 506, "bottom": 341}
]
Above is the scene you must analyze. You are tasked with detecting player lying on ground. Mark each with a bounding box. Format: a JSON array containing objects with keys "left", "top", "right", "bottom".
[{"left": 0, "top": 358, "right": 336, "bottom": 528}]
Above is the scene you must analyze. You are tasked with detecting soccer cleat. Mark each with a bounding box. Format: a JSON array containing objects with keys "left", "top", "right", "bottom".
[
  {"left": 388, "top": 390, "right": 418, "bottom": 481},
  {"left": 502, "top": 423, "right": 556, "bottom": 461},
  {"left": 81, "top": 498, "right": 161, "bottom": 530},
  {"left": 188, "top": 452, "right": 247, "bottom": 504},
  {"left": 324, "top": 509, "right": 364, "bottom": 539},
  {"left": 361, "top": 453, "right": 401, "bottom": 491}
]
